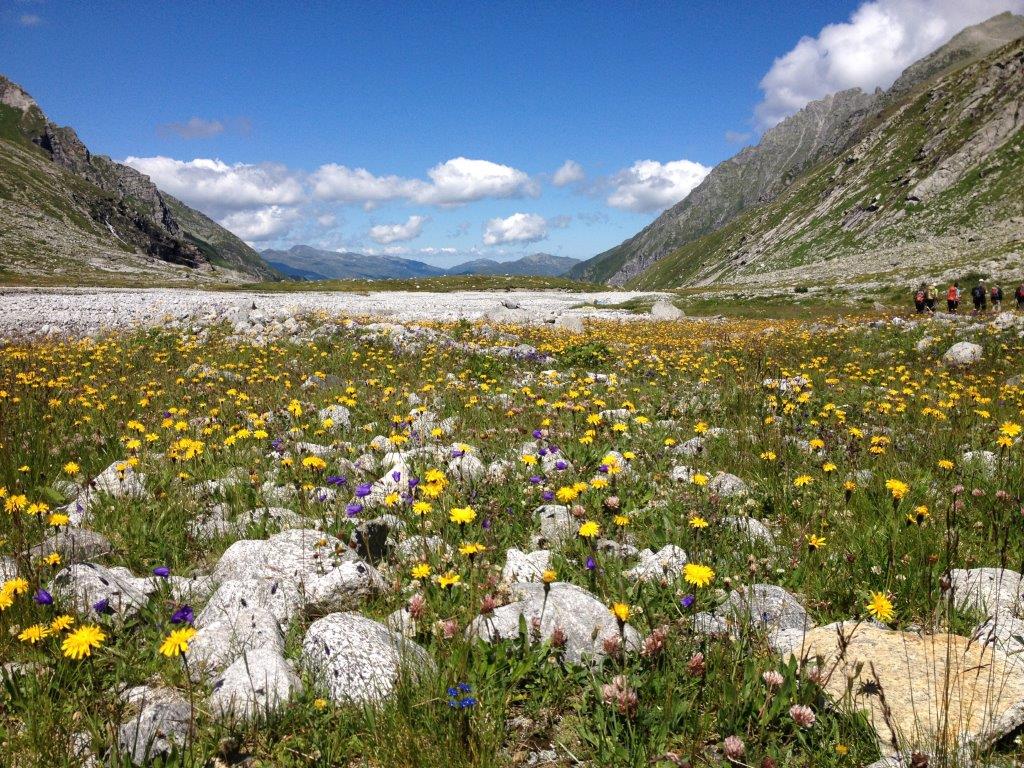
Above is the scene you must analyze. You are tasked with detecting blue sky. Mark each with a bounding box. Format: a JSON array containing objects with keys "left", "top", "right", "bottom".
[{"left": 5, "top": 0, "right": 1021, "bottom": 265}]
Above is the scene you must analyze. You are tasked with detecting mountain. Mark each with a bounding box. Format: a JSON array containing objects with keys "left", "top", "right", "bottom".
[
  {"left": 632, "top": 32, "right": 1024, "bottom": 290},
  {"left": 446, "top": 252, "right": 580, "bottom": 276},
  {"left": 572, "top": 12, "right": 1024, "bottom": 287},
  {"left": 261, "top": 244, "right": 447, "bottom": 280},
  {"left": 0, "top": 74, "right": 278, "bottom": 282}
]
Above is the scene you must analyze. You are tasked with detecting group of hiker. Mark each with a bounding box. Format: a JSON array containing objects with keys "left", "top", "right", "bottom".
[{"left": 914, "top": 280, "right": 1024, "bottom": 314}]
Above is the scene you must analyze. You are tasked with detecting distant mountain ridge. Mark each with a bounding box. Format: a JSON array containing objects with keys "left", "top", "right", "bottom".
[
  {"left": 0, "top": 74, "right": 278, "bottom": 282},
  {"left": 261, "top": 245, "right": 580, "bottom": 280},
  {"left": 571, "top": 12, "right": 1024, "bottom": 287}
]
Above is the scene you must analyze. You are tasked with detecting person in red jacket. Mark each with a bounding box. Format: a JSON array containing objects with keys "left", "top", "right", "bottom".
[{"left": 947, "top": 282, "right": 960, "bottom": 313}]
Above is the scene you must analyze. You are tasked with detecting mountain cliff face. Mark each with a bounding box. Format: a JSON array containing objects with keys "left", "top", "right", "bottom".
[
  {"left": 0, "top": 75, "right": 277, "bottom": 282},
  {"left": 572, "top": 12, "right": 1024, "bottom": 288},
  {"left": 632, "top": 35, "right": 1024, "bottom": 290}
]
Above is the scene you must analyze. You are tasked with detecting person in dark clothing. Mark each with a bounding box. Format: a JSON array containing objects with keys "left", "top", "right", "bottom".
[
  {"left": 914, "top": 285, "right": 926, "bottom": 313},
  {"left": 972, "top": 282, "right": 987, "bottom": 313},
  {"left": 990, "top": 284, "right": 1003, "bottom": 312},
  {"left": 1016, "top": 283, "right": 1024, "bottom": 310}
]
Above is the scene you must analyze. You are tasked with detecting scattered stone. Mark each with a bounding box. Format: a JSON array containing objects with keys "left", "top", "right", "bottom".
[
  {"left": 721, "top": 515, "right": 775, "bottom": 545},
  {"left": 708, "top": 472, "right": 748, "bottom": 497},
  {"left": 211, "top": 529, "right": 347, "bottom": 586},
  {"left": 942, "top": 341, "right": 983, "bottom": 366},
  {"left": 117, "top": 686, "right": 191, "bottom": 766},
  {"left": 302, "top": 612, "right": 433, "bottom": 704},
  {"left": 91, "top": 460, "right": 146, "bottom": 498},
  {"left": 624, "top": 544, "right": 688, "bottom": 581},
  {"left": 209, "top": 648, "right": 302, "bottom": 721},
  {"left": 785, "top": 622, "right": 1024, "bottom": 757},
  {"left": 650, "top": 300, "right": 684, "bottom": 320},
  {"left": 196, "top": 579, "right": 302, "bottom": 629},
  {"left": 49, "top": 562, "right": 150, "bottom": 618},
  {"left": 26, "top": 528, "right": 112, "bottom": 564},
  {"left": 501, "top": 548, "right": 552, "bottom": 583},
  {"left": 535, "top": 504, "right": 574, "bottom": 546},
  {"left": 716, "top": 584, "right": 813, "bottom": 644},
  {"left": 468, "top": 582, "right": 641, "bottom": 664},
  {"left": 187, "top": 607, "right": 285, "bottom": 679},
  {"left": 304, "top": 560, "right": 386, "bottom": 614},
  {"left": 949, "top": 568, "right": 1023, "bottom": 618}
]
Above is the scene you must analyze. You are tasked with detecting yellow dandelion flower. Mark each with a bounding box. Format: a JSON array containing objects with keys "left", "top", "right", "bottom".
[{"left": 62, "top": 624, "right": 106, "bottom": 660}]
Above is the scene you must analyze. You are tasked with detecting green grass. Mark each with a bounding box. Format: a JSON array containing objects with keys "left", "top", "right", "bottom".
[{"left": 2, "top": 311, "right": 1023, "bottom": 766}]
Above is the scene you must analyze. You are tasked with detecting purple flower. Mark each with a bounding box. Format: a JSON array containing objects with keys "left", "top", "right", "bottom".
[
  {"left": 152, "top": 566, "right": 170, "bottom": 578},
  {"left": 451, "top": 448, "right": 465, "bottom": 458},
  {"left": 326, "top": 475, "right": 347, "bottom": 486},
  {"left": 271, "top": 437, "right": 285, "bottom": 454},
  {"left": 598, "top": 464, "right": 610, "bottom": 474},
  {"left": 539, "top": 448, "right": 548, "bottom": 457},
  {"left": 555, "top": 460, "right": 568, "bottom": 471},
  {"left": 34, "top": 588, "right": 53, "bottom": 605},
  {"left": 93, "top": 598, "right": 112, "bottom": 614},
  {"left": 355, "top": 483, "right": 372, "bottom": 498},
  {"left": 482, "top": 518, "right": 491, "bottom": 530},
  {"left": 408, "top": 477, "right": 420, "bottom": 489},
  {"left": 346, "top": 502, "right": 363, "bottom": 517},
  {"left": 681, "top": 595, "right": 695, "bottom": 609},
  {"left": 392, "top": 470, "right": 402, "bottom": 482},
  {"left": 171, "top": 605, "right": 195, "bottom": 625},
  {"left": 542, "top": 490, "right": 555, "bottom": 502},
  {"left": 529, "top": 475, "right": 542, "bottom": 485},
  {"left": 548, "top": 445, "right": 559, "bottom": 454},
  {"left": 532, "top": 429, "right": 543, "bottom": 439},
  {"left": 585, "top": 556, "right": 597, "bottom": 571}
]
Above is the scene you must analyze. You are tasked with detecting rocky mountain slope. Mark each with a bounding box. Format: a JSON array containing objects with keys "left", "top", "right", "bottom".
[
  {"left": 572, "top": 12, "right": 1024, "bottom": 287},
  {"left": 0, "top": 75, "right": 278, "bottom": 282},
  {"left": 632, "top": 34, "right": 1024, "bottom": 290},
  {"left": 446, "top": 252, "right": 579, "bottom": 277}
]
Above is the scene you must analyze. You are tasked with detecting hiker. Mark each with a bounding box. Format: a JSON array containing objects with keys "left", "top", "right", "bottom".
[
  {"left": 925, "top": 284, "right": 937, "bottom": 313},
  {"left": 990, "top": 284, "right": 1003, "bottom": 312},
  {"left": 1016, "top": 283, "right": 1024, "bottom": 310},
  {"left": 972, "top": 282, "right": 987, "bottom": 313},
  {"left": 947, "top": 282, "right": 960, "bottom": 313},
  {"left": 914, "top": 285, "right": 927, "bottom": 314}
]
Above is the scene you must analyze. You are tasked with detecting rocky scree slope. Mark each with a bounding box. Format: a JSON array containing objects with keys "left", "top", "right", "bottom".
[
  {"left": 633, "top": 35, "right": 1024, "bottom": 290},
  {"left": 0, "top": 74, "right": 278, "bottom": 282},
  {"left": 571, "top": 12, "right": 1024, "bottom": 287}
]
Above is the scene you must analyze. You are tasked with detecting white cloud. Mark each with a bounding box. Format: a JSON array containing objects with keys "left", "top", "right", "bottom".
[
  {"left": 552, "top": 160, "right": 585, "bottom": 187},
  {"left": 755, "top": 0, "right": 1024, "bottom": 128},
  {"left": 606, "top": 159, "right": 711, "bottom": 213},
  {"left": 157, "top": 117, "right": 225, "bottom": 139},
  {"left": 368, "top": 214, "right": 428, "bottom": 244},
  {"left": 316, "top": 213, "right": 337, "bottom": 228},
  {"left": 19, "top": 14, "right": 42, "bottom": 27},
  {"left": 483, "top": 212, "right": 549, "bottom": 246},
  {"left": 123, "top": 156, "right": 304, "bottom": 215},
  {"left": 219, "top": 206, "right": 300, "bottom": 242},
  {"left": 312, "top": 156, "right": 537, "bottom": 207}
]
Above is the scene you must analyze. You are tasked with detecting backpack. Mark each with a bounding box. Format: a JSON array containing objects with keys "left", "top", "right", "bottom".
[
  {"left": 947, "top": 286, "right": 958, "bottom": 301},
  {"left": 1016, "top": 286, "right": 1024, "bottom": 300},
  {"left": 973, "top": 286, "right": 985, "bottom": 300},
  {"left": 915, "top": 290, "right": 925, "bottom": 303}
]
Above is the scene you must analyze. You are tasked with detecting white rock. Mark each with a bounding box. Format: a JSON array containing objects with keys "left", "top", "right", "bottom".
[
  {"left": 624, "top": 544, "right": 688, "bottom": 581},
  {"left": 209, "top": 647, "right": 302, "bottom": 721},
  {"left": 942, "top": 341, "right": 983, "bottom": 366},
  {"left": 501, "top": 548, "right": 552, "bottom": 583}
]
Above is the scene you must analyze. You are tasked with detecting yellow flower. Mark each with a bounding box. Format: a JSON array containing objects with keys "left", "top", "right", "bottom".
[
  {"left": 449, "top": 506, "right": 476, "bottom": 525},
  {"left": 555, "top": 486, "right": 579, "bottom": 503},
  {"left": 287, "top": 399, "right": 303, "bottom": 417},
  {"left": 520, "top": 454, "right": 538, "bottom": 465},
  {"left": 19, "top": 624, "right": 51, "bottom": 644},
  {"left": 793, "top": 475, "right": 813, "bottom": 487},
  {"left": 999, "top": 421, "right": 1021, "bottom": 438},
  {"left": 438, "top": 571, "right": 461, "bottom": 589},
  {"left": 577, "top": 520, "right": 601, "bottom": 538},
  {"left": 937, "top": 459, "right": 955, "bottom": 471},
  {"left": 62, "top": 624, "right": 106, "bottom": 660},
  {"left": 610, "top": 602, "right": 630, "bottom": 623},
  {"left": 885, "top": 478, "right": 909, "bottom": 500},
  {"left": 865, "top": 592, "right": 894, "bottom": 623},
  {"left": 694, "top": 421, "right": 708, "bottom": 434},
  {"left": 313, "top": 697, "right": 329, "bottom": 710},
  {"left": 806, "top": 534, "right": 826, "bottom": 551},
  {"left": 683, "top": 563, "right": 715, "bottom": 588},
  {"left": 760, "top": 451, "right": 777, "bottom": 461},
  {"left": 688, "top": 515, "right": 709, "bottom": 529},
  {"left": 541, "top": 569, "right": 557, "bottom": 584},
  {"left": 159, "top": 627, "right": 198, "bottom": 658},
  {"left": 822, "top": 462, "right": 837, "bottom": 473},
  {"left": 613, "top": 514, "right": 630, "bottom": 527},
  {"left": 50, "top": 615, "right": 75, "bottom": 633},
  {"left": 63, "top": 461, "right": 81, "bottom": 475},
  {"left": 301, "top": 455, "right": 327, "bottom": 471},
  {"left": 412, "top": 500, "right": 433, "bottom": 516},
  {"left": 3, "top": 577, "right": 29, "bottom": 596},
  {"left": 459, "top": 542, "right": 486, "bottom": 556},
  {"left": 48, "top": 513, "right": 70, "bottom": 527},
  {"left": 411, "top": 563, "right": 431, "bottom": 579},
  {"left": 42, "top": 552, "right": 61, "bottom": 566},
  {"left": 691, "top": 473, "right": 708, "bottom": 487},
  {"left": 0, "top": 591, "right": 13, "bottom": 612}
]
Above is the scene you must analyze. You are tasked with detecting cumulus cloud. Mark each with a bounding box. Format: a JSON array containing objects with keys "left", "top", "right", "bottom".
[
  {"left": 123, "top": 156, "right": 304, "bottom": 215},
  {"left": 755, "top": 0, "right": 1024, "bottom": 127},
  {"left": 219, "top": 206, "right": 300, "bottom": 242},
  {"left": 312, "top": 156, "right": 537, "bottom": 208},
  {"left": 552, "top": 160, "right": 585, "bottom": 187},
  {"left": 606, "top": 159, "right": 711, "bottom": 213},
  {"left": 483, "top": 213, "right": 549, "bottom": 246},
  {"left": 368, "top": 214, "right": 428, "bottom": 244},
  {"left": 157, "top": 117, "right": 225, "bottom": 140}
]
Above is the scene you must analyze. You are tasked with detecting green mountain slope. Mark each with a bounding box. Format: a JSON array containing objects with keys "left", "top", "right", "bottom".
[
  {"left": 632, "top": 37, "right": 1024, "bottom": 289},
  {"left": 0, "top": 74, "right": 277, "bottom": 282}
]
